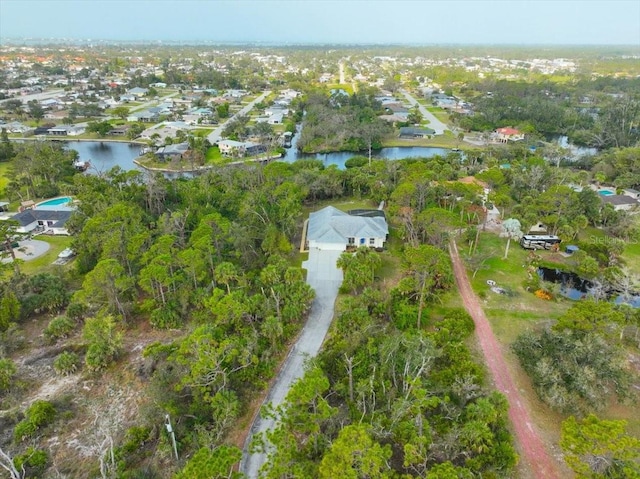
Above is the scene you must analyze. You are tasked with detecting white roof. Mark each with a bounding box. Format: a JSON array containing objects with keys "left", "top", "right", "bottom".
[{"left": 307, "top": 206, "right": 388, "bottom": 244}]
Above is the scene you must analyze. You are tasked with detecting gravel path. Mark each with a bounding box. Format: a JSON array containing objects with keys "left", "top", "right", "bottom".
[
  {"left": 239, "top": 248, "right": 343, "bottom": 478},
  {"left": 449, "top": 239, "right": 560, "bottom": 479}
]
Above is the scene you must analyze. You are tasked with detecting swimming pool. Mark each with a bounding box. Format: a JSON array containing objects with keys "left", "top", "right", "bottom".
[
  {"left": 598, "top": 190, "right": 615, "bottom": 196},
  {"left": 35, "top": 196, "right": 72, "bottom": 208}
]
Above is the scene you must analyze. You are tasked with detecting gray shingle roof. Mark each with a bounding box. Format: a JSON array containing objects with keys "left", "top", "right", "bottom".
[
  {"left": 12, "top": 209, "right": 72, "bottom": 227},
  {"left": 307, "top": 206, "right": 388, "bottom": 244}
]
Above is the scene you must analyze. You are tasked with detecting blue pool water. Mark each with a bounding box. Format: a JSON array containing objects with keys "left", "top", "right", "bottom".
[
  {"left": 598, "top": 190, "right": 614, "bottom": 196},
  {"left": 36, "top": 196, "right": 72, "bottom": 207}
]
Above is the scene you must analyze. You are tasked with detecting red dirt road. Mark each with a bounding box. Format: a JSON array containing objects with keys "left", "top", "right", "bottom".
[{"left": 449, "top": 240, "right": 560, "bottom": 478}]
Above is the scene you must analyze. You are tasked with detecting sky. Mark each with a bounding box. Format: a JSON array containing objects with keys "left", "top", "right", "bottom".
[{"left": 0, "top": 0, "right": 639, "bottom": 45}]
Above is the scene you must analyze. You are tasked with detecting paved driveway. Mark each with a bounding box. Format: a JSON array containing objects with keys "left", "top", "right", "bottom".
[
  {"left": 240, "top": 248, "right": 343, "bottom": 478},
  {"left": 1, "top": 240, "right": 50, "bottom": 263}
]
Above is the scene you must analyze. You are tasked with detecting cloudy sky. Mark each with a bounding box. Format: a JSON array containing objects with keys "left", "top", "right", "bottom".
[{"left": 1, "top": 0, "right": 639, "bottom": 45}]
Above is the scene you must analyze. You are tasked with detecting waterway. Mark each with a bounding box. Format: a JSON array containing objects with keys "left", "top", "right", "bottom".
[
  {"left": 537, "top": 266, "right": 640, "bottom": 307},
  {"left": 63, "top": 139, "right": 452, "bottom": 173},
  {"left": 64, "top": 141, "right": 144, "bottom": 174},
  {"left": 552, "top": 135, "right": 598, "bottom": 159}
]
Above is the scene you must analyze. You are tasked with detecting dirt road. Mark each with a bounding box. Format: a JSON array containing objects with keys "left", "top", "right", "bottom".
[{"left": 449, "top": 239, "right": 560, "bottom": 479}]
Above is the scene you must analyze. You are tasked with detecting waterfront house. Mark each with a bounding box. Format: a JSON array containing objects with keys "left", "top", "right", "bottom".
[
  {"left": 399, "top": 127, "right": 435, "bottom": 138},
  {"left": 47, "top": 124, "right": 86, "bottom": 136},
  {"left": 155, "top": 142, "right": 190, "bottom": 162},
  {"left": 218, "top": 139, "right": 263, "bottom": 158}
]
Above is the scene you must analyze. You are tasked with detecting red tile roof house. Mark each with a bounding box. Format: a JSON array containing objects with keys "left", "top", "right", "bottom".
[{"left": 494, "top": 127, "right": 525, "bottom": 143}]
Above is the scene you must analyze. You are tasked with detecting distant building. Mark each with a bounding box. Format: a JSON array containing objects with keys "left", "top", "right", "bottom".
[
  {"left": 155, "top": 142, "right": 190, "bottom": 161},
  {"left": 127, "top": 87, "right": 149, "bottom": 98},
  {"left": 218, "top": 139, "right": 263, "bottom": 157},
  {"left": 399, "top": 127, "right": 435, "bottom": 138},
  {"left": 47, "top": 124, "right": 86, "bottom": 136},
  {"left": 494, "top": 127, "right": 525, "bottom": 143}
]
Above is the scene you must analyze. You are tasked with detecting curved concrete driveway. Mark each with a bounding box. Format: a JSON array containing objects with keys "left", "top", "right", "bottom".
[
  {"left": 399, "top": 89, "right": 449, "bottom": 135},
  {"left": 1, "top": 239, "right": 50, "bottom": 263},
  {"left": 240, "top": 247, "right": 343, "bottom": 478}
]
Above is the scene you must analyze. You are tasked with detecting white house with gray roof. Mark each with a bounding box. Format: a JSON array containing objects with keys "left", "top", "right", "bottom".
[{"left": 306, "top": 206, "right": 388, "bottom": 251}]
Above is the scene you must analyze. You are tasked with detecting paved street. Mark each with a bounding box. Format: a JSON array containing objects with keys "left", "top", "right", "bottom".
[
  {"left": 399, "top": 88, "right": 449, "bottom": 135},
  {"left": 207, "top": 90, "right": 271, "bottom": 145},
  {"left": 240, "top": 247, "right": 343, "bottom": 478},
  {"left": 0, "top": 89, "right": 65, "bottom": 106}
]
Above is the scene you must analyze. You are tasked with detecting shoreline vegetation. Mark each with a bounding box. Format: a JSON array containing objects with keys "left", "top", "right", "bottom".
[{"left": 133, "top": 153, "right": 284, "bottom": 173}]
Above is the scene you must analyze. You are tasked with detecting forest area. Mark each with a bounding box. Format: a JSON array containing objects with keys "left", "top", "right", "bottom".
[
  {"left": 1, "top": 43, "right": 640, "bottom": 477},
  {"left": 1, "top": 134, "right": 639, "bottom": 477}
]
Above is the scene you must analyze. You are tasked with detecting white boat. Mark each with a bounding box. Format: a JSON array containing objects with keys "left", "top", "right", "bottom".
[{"left": 58, "top": 248, "right": 75, "bottom": 259}]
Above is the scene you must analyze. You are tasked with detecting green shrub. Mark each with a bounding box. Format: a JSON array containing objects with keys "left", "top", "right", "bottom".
[
  {"left": 13, "top": 419, "right": 38, "bottom": 442},
  {"left": 0, "top": 357, "right": 17, "bottom": 391},
  {"left": 53, "top": 351, "right": 81, "bottom": 375},
  {"left": 15, "top": 447, "right": 48, "bottom": 477},
  {"left": 83, "top": 316, "right": 122, "bottom": 371},
  {"left": 66, "top": 302, "right": 88, "bottom": 321},
  {"left": 14, "top": 400, "right": 57, "bottom": 442},
  {"left": 44, "top": 316, "right": 76, "bottom": 343}
]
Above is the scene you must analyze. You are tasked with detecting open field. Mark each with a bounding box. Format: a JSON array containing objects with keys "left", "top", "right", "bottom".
[
  {"left": 382, "top": 135, "right": 469, "bottom": 149},
  {"left": 457, "top": 230, "right": 640, "bottom": 472}
]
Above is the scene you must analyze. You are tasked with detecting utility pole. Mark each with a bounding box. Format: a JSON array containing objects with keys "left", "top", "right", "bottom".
[{"left": 165, "top": 414, "right": 179, "bottom": 462}]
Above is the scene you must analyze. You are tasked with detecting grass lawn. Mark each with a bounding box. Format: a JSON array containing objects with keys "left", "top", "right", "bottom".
[
  {"left": 382, "top": 136, "right": 471, "bottom": 150},
  {"left": 623, "top": 240, "right": 640, "bottom": 275},
  {"left": 0, "top": 161, "right": 11, "bottom": 198},
  {"left": 15, "top": 235, "right": 74, "bottom": 276},
  {"left": 325, "top": 83, "right": 355, "bottom": 95},
  {"left": 205, "top": 146, "right": 229, "bottom": 165},
  {"left": 191, "top": 128, "right": 214, "bottom": 138},
  {"left": 459, "top": 230, "right": 640, "bottom": 470}
]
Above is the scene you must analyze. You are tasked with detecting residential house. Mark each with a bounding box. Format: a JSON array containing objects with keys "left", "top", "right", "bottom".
[
  {"left": 44, "top": 110, "right": 69, "bottom": 121},
  {"left": 399, "top": 127, "right": 435, "bottom": 138},
  {"left": 601, "top": 195, "right": 639, "bottom": 211},
  {"left": 108, "top": 125, "right": 131, "bottom": 136},
  {"left": 494, "top": 127, "right": 525, "bottom": 143},
  {"left": 218, "top": 139, "right": 263, "bottom": 158},
  {"left": 128, "top": 87, "right": 149, "bottom": 98},
  {"left": 127, "top": 110, "right": 160, "bottom": 123},
  {"left": 379, "top": 113, "right": 409, "bottom": 123},
  {"left": 47, "top": 124, "right": 86, "bottom": 136},
  {"left": 10, "top": 208, "right": 72, "bottom": 235},
  {"left": 3, "top": 121, "right": 32, "bottom": 134},
  {"left": 155, "top": 142, "right": 190, "bottom": 161},
  {"left": 306, "top": 206, "right": 389, "bottom": 251}
]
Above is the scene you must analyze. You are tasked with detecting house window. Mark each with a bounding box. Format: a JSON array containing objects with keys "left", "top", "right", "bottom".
[
  {"left": 369, "top": 238, "right": 375, "bottom": 245},
  {"left": 348, "top": 237, "right": 355, "bottom": 245}
]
